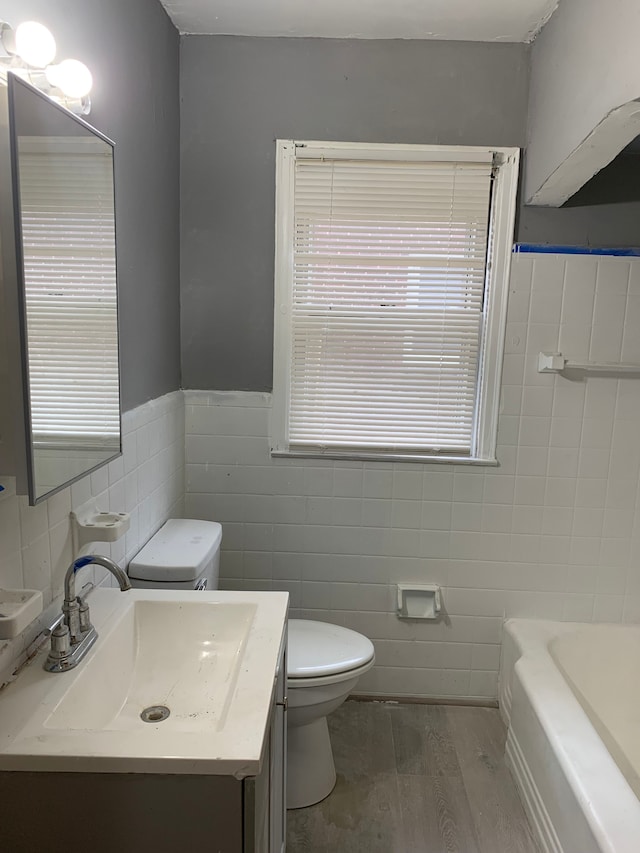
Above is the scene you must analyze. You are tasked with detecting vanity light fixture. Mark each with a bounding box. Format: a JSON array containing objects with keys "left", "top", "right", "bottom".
[{"left": 0, "top": 19, "right": 93, "bottom": 115}]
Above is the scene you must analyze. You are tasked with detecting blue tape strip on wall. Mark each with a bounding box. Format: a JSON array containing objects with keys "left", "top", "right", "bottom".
[{"left": 513, "top": 244, "right": 640, "bottom": 256}]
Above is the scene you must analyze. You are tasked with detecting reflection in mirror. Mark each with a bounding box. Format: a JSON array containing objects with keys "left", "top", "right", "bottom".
[{"left": 9, "top": 75, "right": 120, "bottom": 503}]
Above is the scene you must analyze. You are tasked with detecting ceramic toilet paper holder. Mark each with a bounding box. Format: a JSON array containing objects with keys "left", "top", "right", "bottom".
[{"left": 397, "top": 584, "right": 442, "bottom": 620}]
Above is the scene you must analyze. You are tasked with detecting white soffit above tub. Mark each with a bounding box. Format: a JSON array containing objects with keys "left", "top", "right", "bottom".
[{"left": 159, "top": 0, "right": 560, "bottom": 41}]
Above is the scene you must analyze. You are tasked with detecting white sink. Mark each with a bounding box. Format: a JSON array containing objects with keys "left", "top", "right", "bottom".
[
  {"left": 0, "top": 588, "right": 288, "bottom": 776},
  {"left": 46, "top": 599, "right": 256, "bottom": 732}
]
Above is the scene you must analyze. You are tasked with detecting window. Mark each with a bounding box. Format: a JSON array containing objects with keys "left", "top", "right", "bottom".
[{"left": 272, "top": 141, "right": 519, "bottom": 463}]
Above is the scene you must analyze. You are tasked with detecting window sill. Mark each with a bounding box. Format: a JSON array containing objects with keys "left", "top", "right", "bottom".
[{"left": 270, "top": 449, "right": 498, "bottom": 466}]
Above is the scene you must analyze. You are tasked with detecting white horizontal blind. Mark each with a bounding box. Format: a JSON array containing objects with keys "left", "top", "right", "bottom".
[
  {"left": 18, "top": 142, "right": 119, "bottom": 445},
  {"left": 288, "top": 157, "right": 493, "bottom": 455}
]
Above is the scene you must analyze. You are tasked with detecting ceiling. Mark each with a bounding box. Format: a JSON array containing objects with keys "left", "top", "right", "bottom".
[{"left": 160, "top": 0, "right": 560, "bottom": 41}]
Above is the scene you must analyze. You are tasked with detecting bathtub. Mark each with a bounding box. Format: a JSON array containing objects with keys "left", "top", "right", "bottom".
[{"left": 499, "top": 620, "right": 640, "bottom": 853}]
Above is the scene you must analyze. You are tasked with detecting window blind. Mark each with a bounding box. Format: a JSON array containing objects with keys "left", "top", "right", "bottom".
[
  {"left": 288, "top": 157, "right": 493, "bottom": 455},
  {"left": 17, "top": 142, "right": 119, "bottom": 445}
]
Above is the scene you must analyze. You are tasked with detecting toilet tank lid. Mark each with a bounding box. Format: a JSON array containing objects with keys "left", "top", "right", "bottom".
[{"left": 128, "top": 519, "right": 222, "bottom": 582}]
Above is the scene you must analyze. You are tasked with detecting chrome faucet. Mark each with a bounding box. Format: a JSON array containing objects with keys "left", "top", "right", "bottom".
[{"left": 44, "top": 555, "right": 131, "bottom": 673}]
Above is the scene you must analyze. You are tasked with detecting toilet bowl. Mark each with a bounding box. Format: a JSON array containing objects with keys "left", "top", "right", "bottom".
[
  {"left": 128, "top": 519, "right": 375, "bottom": 810},
  {"left": 286, "top": 619, "right": 375, "bottom": 809}
]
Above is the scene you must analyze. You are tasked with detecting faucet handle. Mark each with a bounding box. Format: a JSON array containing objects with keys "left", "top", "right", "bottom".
[
  {"left": 63, "top": 596, "right": 81, "bottom": 643},
  {"left": 77, "top": 595, "right": 92, "bottom": 633},
  {"left": 48, "top": 623, "right": 71, "bottom": 661}
]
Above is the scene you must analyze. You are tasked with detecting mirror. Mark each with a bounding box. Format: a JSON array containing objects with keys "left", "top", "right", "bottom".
[{"left": 8, "top": 75, "right": 120, "bottom": 503}]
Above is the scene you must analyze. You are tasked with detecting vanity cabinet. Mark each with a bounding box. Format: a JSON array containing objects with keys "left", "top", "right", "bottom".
[
  {"left": 0, "top": 623, "right": 288, "bottom": 853},
  {"left": 245, "top": 632, "right": 287, "bottom": 853}
]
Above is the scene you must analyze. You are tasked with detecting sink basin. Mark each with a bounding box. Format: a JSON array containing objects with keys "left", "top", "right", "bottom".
[
  {"left": 46, "top": 599, "right": 256, "bottom": 732},
  {"left": 0, "top": 588, "right": 288, "bottom": 776}
]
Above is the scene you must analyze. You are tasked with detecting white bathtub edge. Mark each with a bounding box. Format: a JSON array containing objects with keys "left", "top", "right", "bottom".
[
  {"left": 501, "top": 618, "right": 640, "bottom": 853},
  {"left": 505, "top": 727, "right": 563, "bottom": 853}
]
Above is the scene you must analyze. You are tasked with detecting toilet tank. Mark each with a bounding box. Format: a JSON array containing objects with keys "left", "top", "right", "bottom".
[{"left": 128, "top": 518, "right": 222, "bottom": 590}]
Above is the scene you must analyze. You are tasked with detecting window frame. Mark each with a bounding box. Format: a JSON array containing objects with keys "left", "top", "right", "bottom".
[{"left": 271, "top": 140, "right": 520, "bottom": 465}]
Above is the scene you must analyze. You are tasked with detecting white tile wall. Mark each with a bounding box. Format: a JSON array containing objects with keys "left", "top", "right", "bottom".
[
  {"left": 0, "top": 390, "right": 184, "bottom": 687},
  {"left": 184, "top": 253, "right": 640, "bottom": 701}
]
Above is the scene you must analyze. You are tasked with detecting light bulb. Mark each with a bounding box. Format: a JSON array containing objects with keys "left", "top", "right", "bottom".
[
  {"left": 14, "top": 21, "right": 56, "bottom": 68},
  {"left": 45, "top": 59, "right": 92, "bottom": 98}
]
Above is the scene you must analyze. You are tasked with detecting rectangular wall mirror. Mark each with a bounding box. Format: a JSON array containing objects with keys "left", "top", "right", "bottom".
[{"left": 6, "top": 74, "right": 121, "bottom": 504}]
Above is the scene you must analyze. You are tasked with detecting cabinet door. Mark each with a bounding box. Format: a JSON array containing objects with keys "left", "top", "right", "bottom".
[
  {"left": 270, "top": 638, "right": 287, "bottom": 853},
  {"left": 248, "top": 748, "right": 270, "bottom": 853},
  {"left": 244, "top": 623, "right": 287, "bottom": 853}
]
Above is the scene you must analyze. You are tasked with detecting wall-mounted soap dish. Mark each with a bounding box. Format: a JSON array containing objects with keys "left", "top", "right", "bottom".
[
  {"left": 71, "top": 509, "right": 130, "bottom": 551},
  {"left": 0, "top": 589, "right": 43, "bottom": 639}
]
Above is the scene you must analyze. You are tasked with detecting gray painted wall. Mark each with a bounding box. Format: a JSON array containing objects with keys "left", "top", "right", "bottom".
[
  {"left": 1, "top": 0, "right": 181, "bottom": 410},
  {"left": 180, "top": 35, "right": 640, "bottom": 392},
  {"left": 180, "top": 36, "right": 529, "bottom": 392},
  {"left": 519, "top": 201, "right": 640, "bottom": 246},
  {"left": 565, "top": 151, "right": 640, "bottom": 205}
]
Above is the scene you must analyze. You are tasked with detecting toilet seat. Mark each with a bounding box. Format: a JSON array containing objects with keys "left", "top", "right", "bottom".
[
  {"left": 287, "top": 658, "right": 375, "bottom": 689},
  {"left": 287, "top": 619, "right": 375, "bottom": 682}
]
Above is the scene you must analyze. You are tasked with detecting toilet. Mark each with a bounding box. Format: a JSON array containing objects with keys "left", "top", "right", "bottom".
[
  {"left": 128, "top": 518, "right": 375, "bottom": 809},
  {"left": 286, "top": 619, "right": 374, "bottom": 808}
]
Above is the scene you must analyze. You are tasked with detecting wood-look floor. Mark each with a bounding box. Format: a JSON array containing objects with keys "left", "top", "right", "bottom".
[{"left": 287, "top": 700, "right": 539, "bottom": 853}]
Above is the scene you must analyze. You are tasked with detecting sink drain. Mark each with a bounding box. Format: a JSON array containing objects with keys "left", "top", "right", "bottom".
[{"left": 140, "top": 705, "right": 170, "bottom": 723}]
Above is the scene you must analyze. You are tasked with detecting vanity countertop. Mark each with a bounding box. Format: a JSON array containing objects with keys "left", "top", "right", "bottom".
[{"left": 0, "top": 588, "right": 288, "bottom": 777}]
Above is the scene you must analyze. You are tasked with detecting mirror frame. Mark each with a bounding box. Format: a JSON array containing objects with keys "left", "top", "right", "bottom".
[{"left": 7, "top": 74, "right": 122, "bottom": 505}]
